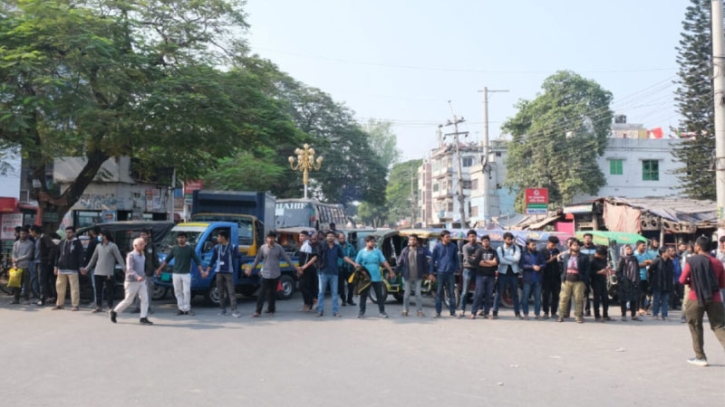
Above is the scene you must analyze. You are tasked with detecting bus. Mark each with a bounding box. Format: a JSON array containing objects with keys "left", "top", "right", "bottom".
[{"left": 275, "top": 199, "right": 347, "bottom": 231}]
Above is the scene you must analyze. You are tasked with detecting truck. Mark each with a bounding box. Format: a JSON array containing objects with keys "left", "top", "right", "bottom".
[
  {"left": 190, "top": 190, "right": 275, "bottom": 257},
  {"left": 154, "top": 221, "right": 299, "bottom": 305}
]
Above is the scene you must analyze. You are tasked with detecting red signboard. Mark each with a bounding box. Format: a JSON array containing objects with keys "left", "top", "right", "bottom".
[
  {"left": 525, "top": 188, "right": 549, "bottom": 204},
  {"left": 0, "top": 197, "right": 18, "bottom": 213},
  {"left": 183, "top": 180, "right": 204, "bottom": 195}
]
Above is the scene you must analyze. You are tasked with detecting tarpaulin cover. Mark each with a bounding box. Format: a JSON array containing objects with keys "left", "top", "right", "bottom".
[{"left": 604, "top": 202, "right": 641, "bottom": 233}]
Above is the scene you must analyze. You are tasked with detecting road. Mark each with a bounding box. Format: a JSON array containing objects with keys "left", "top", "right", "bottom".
[{"left": 1, "top": 293, "right": 723, "bottom": 407}]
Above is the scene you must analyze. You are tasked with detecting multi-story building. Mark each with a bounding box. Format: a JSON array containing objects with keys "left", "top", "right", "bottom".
[{"left": 469, "top": 140, "right": 517, "bottom": 226}]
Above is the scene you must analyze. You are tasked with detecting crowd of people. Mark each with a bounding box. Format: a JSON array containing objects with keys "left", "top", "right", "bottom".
[{"left": 6, "top": 225, "right": 725, "bottom": 366}]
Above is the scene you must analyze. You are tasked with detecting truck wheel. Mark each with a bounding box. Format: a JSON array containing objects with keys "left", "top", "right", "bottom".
[
  {"left": 152, "top": 285, "right": 168, "bottom": 301},
  {"left": 369, "top": 285, "right": 389, "bottom": 304},
  {"left": 203, "top": 277, "right": 221, "bottom": 306},
  {"left": 276, "top": 275, "right": 295, "bottom": 300}
]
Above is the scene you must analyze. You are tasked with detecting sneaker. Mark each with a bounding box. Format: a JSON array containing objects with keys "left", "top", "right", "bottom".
[
  {"left": 36, "top": 300, "right": 44, "bottom": 306},
  {"left": 603, "top": 316, "right": 612, "bottom": 321},
  {"left": 92, "top": 308, "right": 103, "bottom": 314},
  {"left": 576, "top": 318, "right": 584, "bottom": 324},
  {"left": 231, "top": 312, "right": 240, "bottom": 318},
  {"left": 557, "top": 317, "right": 564, "bottom": 322},
  {"left": 492, "top": 314, "right": 499, "bottom": 320},
  {"left": 595, "top": 317, "right": 603, "bottom": 322},
  {"left": 22, "top": 300, "right": 30, "bottom": 305},
  {"left": 662, "top": 316, "right": 670, "bottom": 321},
  {"left": 110, "top": 310, "right": 117, "bottom": 323},
  {"left": 516, "top": 314, "right": 524, "bottom": 320},
  {"left": 523, "top": 315, "right": 530, "bottom": 320},
  {"left": 621, "top": 316, "right": 628, "bottom": 322},
  {"left": 9, "top": 300, "right": 19, "bottom": 305},
  {"left": 542, "top": 314, "right": 550, "bottom": 320},
  {"left": 52, "top": 305, "right": 64, "bottom": 310},
  {"left": 218, "top": 310, "right": 227, "bottom": 316},
  {"left": 379, "top": 313, "right": 389, "bottom": 319},
  {"left": 434, "top": 313, "right": 441, "bottom": 318},
  {"left": 251, "top": 313, "right": 261, "bottom": 318},
  {"left": 341, "top": 302, "right": 347, "bottom": 307},
  {"left": 632, "top": 316, "right": 642, "bottom": 321},
  {"left": 417, "top": 311, "right": 425, "bottom": 317},
  {"left": 176, "top": 310, "right": 184, "bottom": 316},
  {"left": 401, "top": 310, "right": 408, "bottom": 316},
  {"left": 347, "top": 301, "right": 356, "bottom": 306},
  {"left": 333, "top": 313, "right": 342, "bottom": 318},
  {"left": 534, "top": 315, "right": 541, "bottom": 320},
  {"left": 357, "top": 313, "right": 364, "bottom": 319},
  {"left": 139, "top": 317, "right": 153, "bottom": 325},
  {"left": 316, "top": 313, "right": 323, "bottom": 317},
  {"left": 450, "top": 312, "right": 456, "bottom": 317},
  {"left": 187, "top": 311, "right": 196, "bottom": 316},
  {"left": 652, "top": 315, "right": 660, "bottom": 321},
  {"left": 585, "top": 310, "right": 592, "bottom": 317},
  {"left": 687, "top": 358, "right": 708, "bottom": 367},
  {"left": 71, "top": 307, "right": 79, "bottom": 311}
]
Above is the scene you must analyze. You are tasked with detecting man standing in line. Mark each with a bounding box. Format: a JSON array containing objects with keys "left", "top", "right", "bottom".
[
  {"left": 31, "top": 226, "right": 56, "bottom": 306},
  {"left": 297, "top": 231, "right": 318, "bottom": 312},
  {"left": 470, "top": 235, "right": 499, "bottom": 319},
  {"left": 53, "top": 226, "right": 84, "bottom": 311},
  {"left": 680, "top": 242, "right": 695, "bottom": 323},
  {"left": 649, "top": 246, "right": 675, "bottom": 321},
  {"left": 457, "top": 230, "right": 480, "bottom": 317},
  {"left": 111, "top": 238, "right": 153, "bottom": 325},
  {"left": 671, "top": 242, "right": 685, "bottom": 312},
  {"left": 540, "top": 236, "right": 561, "bottom": 320},
  {"left": 309, "top": 231, "right": 358, "bottom": 317},
  {"left": 520, "top": 238, "right": 545, "bottom": 320},
  {"left": 355, "top": 235, "right": 395, "bottom": 318},
  {"left": 557, "top": 239, "right": 590, "bottom": 324},
  {"left": 29, "top": 226, "right": 42, "bottom": 300},
  {"left": 633, "top": 240, "right": 654, "bottom": 316},
  {"left": 492, "top": 232, "right": 521, "bottom": 320},
  {"left": 680, "top": 236, "right": 725, "bottom": 367},
  {"left": 157, "top": 232, "right": 204, "bottom": 316},
  {"left": 84, "top": 226, "right": 100, "bottom": 309},
  {"left": 430, "top": 230, "right": 460, "bottom": 318},
  {"left": 337, "top": 232, "right": 357, "bottom": 306},
  {"left": 83, "top": 230, "right": 125, "bottom": 313},
  {"left": 205, "top": 230, "right": 240, "bottom": 317},
  {"left": 396, "top": 234, "right": 431, "bottom": 317},
  {"left": 590, "top": 245, "right": 612, "bottom": 322},
  {"left": 132, "top": 230, "right": 159, "bottom": 314},
  {"left": 579, "top": 233, "right": 597, "bottom": 317},
  {"left": 10, "top": 226, "right": 34, "bottom": 305},
  {"left": 245, "top": 231, "right": 299, "bottom": 318}
]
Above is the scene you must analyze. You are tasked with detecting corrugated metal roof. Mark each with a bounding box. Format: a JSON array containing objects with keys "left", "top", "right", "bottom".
[
  {"left": 54, "top": 157, "right": 135, "bottom": 184},
  {"left": 605, "top": 197, "right": 716, "bottom": 225}
]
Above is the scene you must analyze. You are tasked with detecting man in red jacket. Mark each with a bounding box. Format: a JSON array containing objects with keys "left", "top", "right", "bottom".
[{"left": 680, "top": 236, "right": 725, "bottom": 367}]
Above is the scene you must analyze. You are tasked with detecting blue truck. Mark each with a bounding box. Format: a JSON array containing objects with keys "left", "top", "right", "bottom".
[{"left": 154, "top": 221, "right": 298, "bottom": 305}]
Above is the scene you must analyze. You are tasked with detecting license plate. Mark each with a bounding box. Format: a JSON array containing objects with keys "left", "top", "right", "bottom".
[{"left": 161, "top": 273, "right": 171, "bottom": 282}]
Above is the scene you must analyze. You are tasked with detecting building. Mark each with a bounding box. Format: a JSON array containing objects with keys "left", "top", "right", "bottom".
[
  {"left": 53, "top": 157, "right": 172, "bottom": 228},
  {"left": 611, "top": 114, "right": 648, "bottom": 139},
  {"left": 469, "top": 139, "right": 517, "bottom": 227}
]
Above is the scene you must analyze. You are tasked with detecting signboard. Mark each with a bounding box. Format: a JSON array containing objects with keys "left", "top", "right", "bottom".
[
  {"left": 101, "top": 210, "right": 117, "bottom": 223},
  {"left": 0, "top": 197, "right": 18, "bottom": 213},
  {"left": 183, "top": 180, "right": 204, "bottom": 195},
  {"left": 525, "top": 188, "right": 549, "bottom": 215},
  {"left": 1, "top": 213, "right": 23, "bottom": 240},
  {"left": 184, "top": 194, "right": 193, "bottom": 205}
]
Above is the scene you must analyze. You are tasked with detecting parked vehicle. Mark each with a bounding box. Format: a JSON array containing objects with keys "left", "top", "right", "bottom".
[
  {"left": 275, "top": 198, "right": 348, "bottom": 231},
  {"left": 154, "top": 222, "right": 299, "bottom": 305},
  {"left": 190, "top": 190, "right": 275, "bottom": 257}
]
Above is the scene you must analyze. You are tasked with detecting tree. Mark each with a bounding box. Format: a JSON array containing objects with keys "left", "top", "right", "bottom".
[
  {"left": 0, "top": 0, "right": 297, "bottom": 230},
  {"left": 386, "top": 159, "right": 422, "bottom": 224},
  {"left": 363, "top": 119, "right": 400, "bottom": 170},
  {"left": 672, "top": 0, "right": 716, "bottom": 200},
  {"left": 503, "top": 71, "right": 613, "bottom": 210},
  {"left": 357, "top": 201, "right": 388, "bottom": 228},
  {"left": 203, "top": 148, "right": 286, "bottom": 192}
]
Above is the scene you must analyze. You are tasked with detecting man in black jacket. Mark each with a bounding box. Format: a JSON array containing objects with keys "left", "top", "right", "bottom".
[
  {"left": 540, "top": 236, "right": 561, "bottom": 319},
  {"left": 649, "top": 246, "right": 675, "bottom": 321},
  {"left": 84, "top": 226, "right": 100, "bottom": 308},
  {"left": 53, "top": 226, "right": 85, "bottom": 311},
  {"left": 557, "top": 239, "right": 590, "bottom": 323}
]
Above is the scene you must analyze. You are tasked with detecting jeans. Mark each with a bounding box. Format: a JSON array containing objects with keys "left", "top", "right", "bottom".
[
  {"left": 522, "top": 281, "right": 542, "bottom": 316},
  {"left": 651, "top": 290, "right": 670, "bottom": 318},
  {"left": 471, "top": 275, "right": 495, "bottom": 316},
  {"left": 12, "top": 267, "right": 30, "bottom": 302},
  {"left": 317, "top": 273, "right": 339, "bottom": 314},
  {"left": 493, "top": 273, "right": 520, "bottom": 315},
  {"left": 591, "top": 277, "right": 609, "bottom": 318},
  {"left": 359, "top": 281, "right": 386, "bottom": 315},
  {"left": 558, "top": 281, "right": 585, "bottom": 319},
  {"left": 435, "top": 272, "right": 456, "bottom": 315},
  {"left": 256, "top": 277, "right": 280, "bottom": 314},
  {"left": 216, "top": 272, "right": 237, "bottom": 311},
  {"left": 300, "top": 268, "right": 317, "bottom": 307},
  {"left": 457, "top": 269, "right": 473, "bottom": 312},
  {"left": 29, "top": 262, "right": 40, "bottom": 298},
  {"left": 114, "top": 281, "right": 148, "bottom": 318},
  {"left": 542, "top": 277, "right": 561, "bottom": 316},
  {"left": 94, "top": 274, "right": 116, "bottom": 309},
  {"left": 88, "top": 267, "right": 97, "bottom": 305},
  {"left": 403, "top": 279, "right": 423, "bottom": 313},
  {"left": 39, "top": 263, "right": 54, "bottom": 303},
  {"left": 684, "top": 300, "right": 725, "bottom": 360},
  {"left": 172, "top": 273, "right": 192, "bottom": 312}
]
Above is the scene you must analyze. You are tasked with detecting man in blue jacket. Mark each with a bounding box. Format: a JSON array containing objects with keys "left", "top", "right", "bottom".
[
  {"left": 396, "top": 234, "right": 431, "bottom": 317},
  {"left": 520, "top": 239, "right": 546, "bottom": 320},
  {"left": 493, "top": 232, "right": 522, "bottom": 319},
  {"left": 430, "top": 230, "right": 459, "bottom": 317}
]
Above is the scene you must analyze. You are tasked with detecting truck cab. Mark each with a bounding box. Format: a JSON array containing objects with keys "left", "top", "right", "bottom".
[{"left": 154, "top": 222, "right": 298, "bottom": 305}]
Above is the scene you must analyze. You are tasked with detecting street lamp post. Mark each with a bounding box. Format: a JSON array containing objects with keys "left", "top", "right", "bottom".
[{"left": 289, "top": 144, "right": 323, "bottom": 199}]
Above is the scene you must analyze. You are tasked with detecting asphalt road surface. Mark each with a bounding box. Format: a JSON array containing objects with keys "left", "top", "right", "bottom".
[{"left": 1, "top": 293, "right": 723, "bottom": 407}]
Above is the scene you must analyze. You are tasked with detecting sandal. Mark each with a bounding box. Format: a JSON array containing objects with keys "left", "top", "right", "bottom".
[
  {"left": 401, "top": 310, "right": 408, "bottom": 316},
  {"left": 251, "top": 313, "right": 261, "bottom": 318}
]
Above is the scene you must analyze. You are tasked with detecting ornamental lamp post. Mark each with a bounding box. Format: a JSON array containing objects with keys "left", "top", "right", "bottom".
[{"left": 289, "top": 144, "right": 323, "bottom": 199}]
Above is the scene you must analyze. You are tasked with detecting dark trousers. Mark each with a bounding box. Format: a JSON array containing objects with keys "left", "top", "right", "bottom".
[
  {"left": 493, "top": 273, "right": 520, "bottom": 315},
  {"left": 671, "top": 282, "right": 684, "bottom": 310},
  {"left": 359, "top": 281, "right": 385, "bottom": 315},
  {"left": 620, "top": 286, "right": 639, "bottom": 317},
  {"left": 300, "top": 269, "right": 317, "bottom": 307},
  {"left": 591, "top": 277, "right": 609, "bottom": 318},
  {"left": 639, "top": 280, "right": 650, "bottom": 310},
  {"left": 685, "top": 300, "right": 725, "bottom": 360},
  {"left": 542, "top": 277, "right": 561, "bottom": 316},
  {"left": 471, "top": 275, "right": 495, "bottom": 316},
  {"left": 12, "top": 268, "right": 30, "bottom": 302},
  {"left": 338, "top": 270, "right": 354, "bottom": 302},
  {"left": 255, "top": 277, "right": 280, "bottom": 314},
  {"left": 216, "top": 273, "right": 237, "bottom": 311},
  {"left": 94, "top": 275, "right": 116, "bottom": 309}
]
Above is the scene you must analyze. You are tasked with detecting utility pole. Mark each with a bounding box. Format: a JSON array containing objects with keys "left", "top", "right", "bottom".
[
  {"left": 442, "top": 101, "right": 468, "bottom": 228},
  {"left": 410, "top": 161, "right": 416, "bottom": 226},
  {"left": 713, "top": 0, "right": 725, "bottom": 237},
  {"left": 477, "top": 87, "right": 508, "bottom": 228}
]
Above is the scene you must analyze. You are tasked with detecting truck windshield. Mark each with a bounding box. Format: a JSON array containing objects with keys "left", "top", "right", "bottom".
[
  {"left": 159, "top": 231, "right": 202, "bottom": 254},
  {"left": 276, "top": 207, "right": 312, "bottom": 228}
]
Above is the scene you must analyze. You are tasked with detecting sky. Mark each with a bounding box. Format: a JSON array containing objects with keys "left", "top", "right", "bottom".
[{"left": 244, "top": 0, "right": 692, "bottom": 161}]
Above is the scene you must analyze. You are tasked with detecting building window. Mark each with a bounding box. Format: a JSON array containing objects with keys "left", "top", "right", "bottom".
[
  {"left": 471, "top": 206, "right": 479, "bottom": 217},
  {"left": 642, "top": 160, "right": 659, "bottom": 181},
  {"left": 610, "top": 159, "right": 623, "bottom": 175},
  {"left": 462, "top": 156, "right": 474, "bottom": 167},
  {"left": 447, "top": 180, "right": 453, "bottom": 190},
  {"left": 462, "top": 180, "right": 472, "bottom": 189},
  {"left": 433, "top": 183, "right": 439, "bottom": 192},
  {"left": 447, "top": 202, "right": 454, "bottom": 212}
]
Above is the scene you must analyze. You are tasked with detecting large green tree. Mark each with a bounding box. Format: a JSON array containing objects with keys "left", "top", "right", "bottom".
[
  {"left": 672, "top": 0, "right": 716, "bottom": 200},
  {"left": 0, "top": 0, "right": 297, "bottom": 230},
  {"left": 386, "top": 159, "right": 421, "bottom": 224},
  {"left": 503, "top": 71, "right": 613, "bottom": 210},
  {"left": 363, "top": 119, "right": 401, "bottom": 170}
]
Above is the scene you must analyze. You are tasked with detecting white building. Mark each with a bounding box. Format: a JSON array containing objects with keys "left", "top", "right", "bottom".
[{"left": 469, "top": 140, "right": 517, "bottom": 226}]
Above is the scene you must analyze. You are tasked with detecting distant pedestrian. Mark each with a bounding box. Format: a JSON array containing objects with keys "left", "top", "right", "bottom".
[
  {"left": 616, "top": 245, "right": 641, "bottom": 321},
  {"left": 10, "top": 226, "right": 34, "bottom": 305},
  {"left": 311, "top": 231, "right": 357, "bottom": 317},
  {"left": 590, "top": 245, "right": 612, "bottom": 322},
  {"left": 296, "top": 231, "right": 318, "bottom": 312},
  {"left": 457, "top": 230, "right": 480, "bottom": 317},
  {"left": 53, "top": 226, "right": 84, "bottom": 311},
  {"left": 157, "top": 232, "right": 204, "bottom": 316},
  {"left": 492, "top": 232, "right": 521, "bottom": 320},
  {"left": 245, "top": 231, "right": 299, "bottom": 318},
  {"left": 633, "top": 240, "right": 654, "bottom": 316},
  {"left": 132, "top": 230, "right": 159, "bottom": 314},
  {"left": 680, "top": 242, "right": 695, "bottom": 323},
  {"left": 671, "top": 242, "right": 685, "bottom": 312},
  {"left": 520, "top": 238, "right": 545, "bottom": 320},
  {"left": 557, "top": 239, "right": 590, "bottom": 323},
  {"left": 680, "top": 236, "right": 725, "bottom": 367},
  {"left": 110, "top": 238, "right": 153, "bottom": 325},
  {"left": 430, "top": 230, "right": 460, "bottom": 318},
  {"left": 82, "top": 230, "right": 125, "bottom": 312},
  {"left": 396, "top": 234, "right": 431, "bottom": 317},
  {"left": 649, "top": 246, "right": 675, "bottom": 321},
  {"left": 338, "top": 232, "right": 357, "bottom": 306},
  {"left": 580, "top": 233, "right": 596, "bottom": 317},
  {"left": 470, "top": 235, "right": 499, "bottom": 319},
  {"left": 84, "top": 226, "right": 100, "bottom": 308},
  {"left": 355, "top": 235, "right": 395, "bottom": 319},
  {"left": 540, "top": 236, "right": 561, "bottom": 320},
  {"left": 206, "top": 230, "right": 240, "bottom": 317},
  {"left": 33, "top": 227, "right": 57, "bottom": 306},
  {"left": 28, "top": 226, "right": 42, "bottom": 300}
]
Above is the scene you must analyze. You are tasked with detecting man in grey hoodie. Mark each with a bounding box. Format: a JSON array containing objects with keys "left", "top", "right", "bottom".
[
  {"left": 11, "top": 227, "right": 34, "bottom": 305},
  {"left": 245, "top": 232, "right": 300, "bottom": 317}
]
